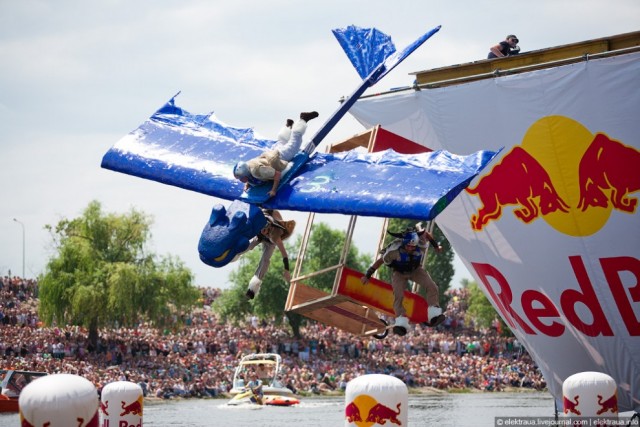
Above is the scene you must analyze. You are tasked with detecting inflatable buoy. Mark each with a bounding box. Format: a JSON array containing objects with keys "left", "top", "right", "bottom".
[
  {"left": 563, "top": 371, "right": 617, "bottom": 419},
  {"left": 19, "top": 373, "right": 99, "bottom": 427},
  {"left": 344, "top": 374, "right": 408, "bottom": 426},
  {"left": 101, "top": 381, "right": 144, "bottom": 426}
]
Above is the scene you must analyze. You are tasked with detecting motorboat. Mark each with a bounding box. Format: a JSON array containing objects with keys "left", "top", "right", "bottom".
[
  {"left": 0, "top": 369, "right": 48, "bottom": 413},
  {"left": 227, "top": 353, "right": 300, "bottom": 406}
]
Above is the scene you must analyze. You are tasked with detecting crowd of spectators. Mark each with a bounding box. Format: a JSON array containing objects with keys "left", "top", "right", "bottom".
[{"left": 0, "top": 275, "right": 546, "bottom": 399}]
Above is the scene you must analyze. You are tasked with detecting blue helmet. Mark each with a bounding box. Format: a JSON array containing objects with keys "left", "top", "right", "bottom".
[
  {"left": 402, "top": 232, "right": 419, "bottom": 247},
  {"left": 233, "top": 161, "right": 250, "bottom": 178}
]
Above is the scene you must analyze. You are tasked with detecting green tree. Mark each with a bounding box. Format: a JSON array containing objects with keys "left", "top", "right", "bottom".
[
  {"left": 465, "top": 281, "right": 511, "bottom": 336},
  {"left": 38, "top": 201, "right": 201, "bottom": 347},
  {"left": 212, "top": 248, "right": 291, "bottom": 327},
  {"left": 212, "top": 222, "right": 371, "bottom": 337},
  {"left": 299, "top": 223, "right": 371, "bottom": 291},
  {"left": 376, "top": 218, "right": 454, "bottom": 308}
]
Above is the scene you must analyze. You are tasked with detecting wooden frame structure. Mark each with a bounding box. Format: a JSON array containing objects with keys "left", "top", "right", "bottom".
[{"left": 284, "top": 126, "right": 432, "bottom": 336}]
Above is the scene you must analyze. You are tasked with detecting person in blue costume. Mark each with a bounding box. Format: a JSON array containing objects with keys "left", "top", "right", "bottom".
[
  {"left": 361, "top": 225, "right": 445, "bottom": 335},
  {"left": 487, "top": 34, "right": 520, "bottom": 58},
  {"left": 233, "top": 111, "right": 318, "bottom": 198}
]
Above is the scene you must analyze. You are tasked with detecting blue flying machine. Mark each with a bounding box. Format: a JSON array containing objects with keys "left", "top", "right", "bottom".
[{"left": 101, "top": 25, "right": 500, "bottom": 268}]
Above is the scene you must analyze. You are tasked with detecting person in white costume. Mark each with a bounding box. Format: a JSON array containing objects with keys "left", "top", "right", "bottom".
[{"left": 233, "top": 111, "right": 318, "bottom": 197}]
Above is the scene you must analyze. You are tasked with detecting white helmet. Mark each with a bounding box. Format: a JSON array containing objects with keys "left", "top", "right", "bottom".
[{"left": 233, "top": 161, "right": 250, "bottom": 178}]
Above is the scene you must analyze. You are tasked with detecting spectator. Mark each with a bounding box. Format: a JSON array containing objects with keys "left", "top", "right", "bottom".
[
  {"left": 0, "top": 275, "right": 546, "bottom": 398},
  {"left": 488, "top": 35, "right": 520, "bottom": 58}
]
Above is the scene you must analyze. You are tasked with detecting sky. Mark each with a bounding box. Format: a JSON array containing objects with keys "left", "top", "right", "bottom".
[{"left": 1, "top": 0, "right": 638, "bottom": 288}]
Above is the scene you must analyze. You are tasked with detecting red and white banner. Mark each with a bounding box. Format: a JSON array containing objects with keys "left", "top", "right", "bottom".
[{"left": 350, "top": 51, "right": 640, "bottom": 412}]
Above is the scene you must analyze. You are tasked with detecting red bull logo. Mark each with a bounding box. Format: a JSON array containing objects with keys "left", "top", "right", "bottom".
[
  {"left": 577, "top": 133, "right": 640, "bottom": 213},
  {"left": 119, "top": 396, "right": 143, "bottom": 417},
  {"left": 596, "top": 392, "right": 618, "bottom": 415},
  {"left": 467, "top": 116, "right": 639, "bottom": 236},
  {"left": 100, "top": 400, "right": 109, "bottom": 416},
  {"left": 563, "top": 394, "right": 581, "bottom": 416},
  {"left": 345, "top": 394, "right": 402, "bottom": 426},
  {"left": 345, "top": 401, "right": 364, "bottom": 423}
]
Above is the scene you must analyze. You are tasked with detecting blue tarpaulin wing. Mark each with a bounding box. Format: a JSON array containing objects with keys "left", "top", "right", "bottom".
[
  {"left": 332, "top": 26, "right": 396, "bottom": 80},
  {"left": 101, "top": 97, "right": 500, "bottom": 221},
  {"left": 306, "top": 25, "right": 441, "bottom": 149}
]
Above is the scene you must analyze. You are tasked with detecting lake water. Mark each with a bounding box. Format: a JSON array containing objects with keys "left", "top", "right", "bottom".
[{"left": 0, "top": 392, "right": 559, "bottom": 426}]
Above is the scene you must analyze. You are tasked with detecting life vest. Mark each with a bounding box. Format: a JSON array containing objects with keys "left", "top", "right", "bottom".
[{"left": 388, "top": 246, "right": 423, "bottom": 273}]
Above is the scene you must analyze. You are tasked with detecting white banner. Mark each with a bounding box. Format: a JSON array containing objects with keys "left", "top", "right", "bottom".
[{"left": 350, "top": 52, "right": 640, "bottom": 412}]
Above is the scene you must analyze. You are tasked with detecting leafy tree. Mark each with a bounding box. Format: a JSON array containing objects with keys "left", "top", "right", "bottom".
[
  {"left": 212, "top": 248, "right": 290, "bottom": 326},
  {"left": 213, "top": 222, "right": 371, "bottom": 337},
  {"left": 38, "top": 201, "right": 201, "bottom": 347},
  {"left": 299, "top": 223, "right": 371, "bottom": 291},
  {"left": 376, "top": 218, "right": 454, "bottom": 308},
  {"left": 465, "top": 281, "right": 512, "bottom": 336}
]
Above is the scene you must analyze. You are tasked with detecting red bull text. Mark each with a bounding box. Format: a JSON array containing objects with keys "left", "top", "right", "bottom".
[{"left": 472, "top": 255, "right": 639, "bottom": 337}]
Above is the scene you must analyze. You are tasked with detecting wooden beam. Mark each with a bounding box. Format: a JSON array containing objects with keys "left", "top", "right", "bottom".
[{"left": 411, "top": 31, "right": 640, "bottom": 87}]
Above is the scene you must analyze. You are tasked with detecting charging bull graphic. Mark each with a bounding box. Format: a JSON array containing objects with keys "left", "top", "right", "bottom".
[
  {"left": 365, "top": 402, "right": 402, "bottom": 425},
  {"left": 119, "top": 397, "right": 143, "bottom": 417},
  {"left": 596, "top": 393, "right": 618, "bottom": 415},
  {"left": 577, "top": 133, "right": 640, "bottom": 213},
  {"left": 345, "top": 396, "right": 403, "bottom": 426},
  {"left": 467, "top": 117, "right": 640, "bottom": 236},
  {"left": 467, "top": 146, "right": 569, "bottom": 230},
  {"left": 345, "top": 401, "right": 363, "bottom": 423},
  {"left": 99, "top": 400, "right": 108, "bottom": 416},
  {"left": 563, "top": 395, "right": 581, "bottom": 416},
  {"left": 197, "top": 200, "right": 267, "bottom": 267}
]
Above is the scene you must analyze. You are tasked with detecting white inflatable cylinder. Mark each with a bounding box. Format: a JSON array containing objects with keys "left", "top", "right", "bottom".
[
  {"left": 19, "top": 373, "right": 99, "bottom": 427},
  {"left": 562, "top": 371, "right": 618, "bottom": 418},
  {"left": 344, "top": 374, "right": 408, "bottom": 426},
  {"left": 101, "top": 381, "right": 144, "bottom": 427}
]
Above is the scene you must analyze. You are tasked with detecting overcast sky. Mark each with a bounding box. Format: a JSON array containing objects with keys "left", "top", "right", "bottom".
[{"left": 1, "top": 0, "right": 638, "bottom": 288}]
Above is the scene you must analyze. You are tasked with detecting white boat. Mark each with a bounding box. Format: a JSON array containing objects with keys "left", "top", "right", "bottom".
[
  {"left": 228, "top": 353, "right": 300, "bottom": 406},
  {"left": 0, "top": 369, "right": 47, "bottom": 413}
]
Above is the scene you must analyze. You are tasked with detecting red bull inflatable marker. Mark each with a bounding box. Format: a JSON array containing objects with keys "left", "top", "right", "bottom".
[
  {"left": 19, "top": 373, "right": 99, "bottom": 427},
  {"left": 344, "top": 374, "right": 407, "bottom": 426},
  {"left": 563, "top": 372, "right": 618, "bottom": 419},
  {"left": 101, "top": 381, "right": 143, "bottom": 427}
]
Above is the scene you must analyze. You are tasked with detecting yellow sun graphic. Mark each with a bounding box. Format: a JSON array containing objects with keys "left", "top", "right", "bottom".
[{"left": 521, "top": 116, "right": 613, "bottom": 236}]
